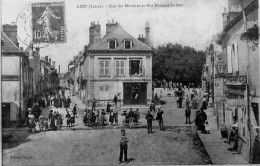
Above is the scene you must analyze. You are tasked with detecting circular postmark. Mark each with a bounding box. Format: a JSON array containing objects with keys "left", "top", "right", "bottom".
[{"left": 16, "top": 4, "right": 50, "bottom": 48}]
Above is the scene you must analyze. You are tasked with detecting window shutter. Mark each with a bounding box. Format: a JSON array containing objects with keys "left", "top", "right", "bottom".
[
  {"left": 129, "top": 60, "right": 132, "bottom": 75},
  {"left": 99, "top": 61, "right": 104, "bottom": 75},
  {"left": 139, "top": 60, "right": 143, "bottom": 74}
]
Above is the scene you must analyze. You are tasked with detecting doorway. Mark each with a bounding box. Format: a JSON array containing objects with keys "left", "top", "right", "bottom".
[
  {"left": 2, "top": 103, "right": 11, "bottom": 127},
  {"left": 123, "top": 83, "right": 147, "bottom": 105}
]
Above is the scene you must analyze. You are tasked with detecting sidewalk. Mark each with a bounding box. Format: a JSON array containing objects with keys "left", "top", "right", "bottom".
[{"left": 197, "top": 107, "right": 248, "bottom": 165}]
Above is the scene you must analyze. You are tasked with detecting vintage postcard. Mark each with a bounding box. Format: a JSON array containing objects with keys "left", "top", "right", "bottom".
[{"left": 1, "top": 0, "right": 259, "bottom": 165}]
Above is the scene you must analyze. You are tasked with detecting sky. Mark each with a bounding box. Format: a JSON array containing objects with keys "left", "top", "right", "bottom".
[{"left": 1, "top": 0, "right": 228, "bottom": 73}]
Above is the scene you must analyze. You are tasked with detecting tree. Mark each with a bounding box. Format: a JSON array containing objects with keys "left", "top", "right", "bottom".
[{"left": 152, "top": 43, "right": 206, "bottom": 87}]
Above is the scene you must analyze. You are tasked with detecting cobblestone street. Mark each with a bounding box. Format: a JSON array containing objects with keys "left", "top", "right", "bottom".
[{"left": 3, "top": 89, "right": 212, "bottom": 165}]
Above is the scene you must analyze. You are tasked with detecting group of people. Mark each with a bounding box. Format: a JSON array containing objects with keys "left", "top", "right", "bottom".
[
  {"left": 145, "top": 107, "right": 165, "bottom": 133},
  {"left": 45, "top": 90, "right": 71, "bottom": 109},
  {"left": 121, "top": 108, "right": 140, "bottom": 127},
  {"left": 83, "top": 109, "right": 105, "bottom": 127}
]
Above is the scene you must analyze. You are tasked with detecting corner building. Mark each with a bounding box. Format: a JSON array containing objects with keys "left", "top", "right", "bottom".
[{"left": 84, "top": 20, "right": 153, "bottom": 106}]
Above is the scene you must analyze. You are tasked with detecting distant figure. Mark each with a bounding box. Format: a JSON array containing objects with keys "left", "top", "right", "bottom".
[
  {"left": 114, "top": 94, "right": 118, "bottom": 108},
  {"left": 150, "top": 103, "right": 156, "bottom": 112},
  {"left": 146, "top": 111, "right": 154, "bottom": 134},
  {"left": 106, "top": 102, "right": 111, "bottom": 112},
  {"left": 252, "top": 127, "right": 260, "bottom": 164},
  {"left": 156, "top": 108, "right": 164, "bottom": 131},
  {"left": 155, "top": 93, "right": 159, "bottom": 101},
  {"left": 73, "top": 104, "right": 78, "bottom": 118},
  {"left": 119, "top": 129, "right": 129, "bottom": 164},
  {"left": 185, "top": 106, "right": 191, "bottom": 124},
  {"left": 205, "top": 121, "right": 210, "bottom": 134},
  {"left": 92, "top": 98, "right": 96, "bottom": 111}
]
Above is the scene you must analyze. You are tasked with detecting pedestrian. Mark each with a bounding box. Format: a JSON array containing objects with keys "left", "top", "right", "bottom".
[
  {"left": 118, "top": 93, "right": 122, "bottom": 108},
  {"left": 156, "top": 108, "right": 164, "bottom": 130},
  {"left": 205, "top": 121, "right": 210, "bottom": 134},
  {"left": 119, "top": 129, "right": 129, "bottom": 164},
  {"left": 62, "top": 96, "right": 66, "bottom": 108},
  {"left": 155, "top": 93, "right": 158, "bottom": 101},
  {"left": 92, "top": 98, "right": 96, "bottom": 111},
  {"left": 201, "top": 95, "right": 208, "bottom": 111},
  {"left": 48, "top": 110, "right": 53, "bottom": 121},
  {"left": 101, "top": 109, "right": 106, "bottom": 127},
  {"left": 136, "top": 108, "right": 140, "bottom": 123},
  {"left": 65, "top": 111, "right": 71, "bottom": 128},
  {"left": 66, "top": 96, "right": 71, "bottom": 108},
  {"left": 109, "top": 110, "right": 114, "bottom": 125},
  {"left": 73, "top": 104, "right": 78, "bottom": 118},
  {"left": 91, "top": 110, "right": 96, "bottom": 127},
  {"left": 185, "top": 95, "right": 190, "bottom": 108},
  {"left": 185, "top": 106, "right": 191, "bottom": 124},
  {"left": 50, "top": 114, "right": 56, "bottom": 130},
  {"left": 44, "top": 117, "right": 48, "bottom": 131},
  {"left": 57, "top": 114, "right": 63, "bottom": 130},
  {"left": 96, "top": 111, "right": 100, "bottom": 127},
  {"left": 106, "top": 102, "right": 111, "bottom": 113},
  {"left": 28, "top": 111, "right": 35, "bottom": 133},
  {"left": 252, "top": 126, "right": 260, "bottom": 164},
  {"left": 114, "top": 94, "right": 118, "bottom": 108},
  {"left": 39, "top": 113, "right": 45, "bottom": 132},
  {"left": 145, "top": 111, "right": 154, "bottom": 134},
  {"left": 23, "top": 108, "right": 30, "bottom": 127},
  {"left": 150, "top": 103, "right": 156, "bottom": 112}
]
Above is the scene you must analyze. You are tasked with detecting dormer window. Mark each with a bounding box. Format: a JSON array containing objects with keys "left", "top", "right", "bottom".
[
  {"left": 109, "top": 40, "right": 116, "bottom": 49},
  {"left": 124, "top": 40, "right": 132, "bottom": 49}
]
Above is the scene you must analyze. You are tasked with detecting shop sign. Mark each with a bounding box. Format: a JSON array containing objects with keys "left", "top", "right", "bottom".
[
  {"left": 227, "top": 99, "right": 246, "bottom": 108},
  {"left": 2, "top": 75, "right": 20, "bottom": 81},
  {"left": 224, "top": 75, "right": 247, "bottom": 85}
]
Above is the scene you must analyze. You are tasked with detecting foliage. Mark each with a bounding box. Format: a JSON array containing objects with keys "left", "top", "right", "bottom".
[
  {"left": 152, "top": 43, "right": 206, "bottom": 86},
  {"left": 240, "top": 24, "right": 259, "bottom": 49}
]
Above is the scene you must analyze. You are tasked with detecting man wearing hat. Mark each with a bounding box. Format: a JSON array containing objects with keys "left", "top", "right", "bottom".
[{"left": 146, "top": 111, "right": 154, "bottom": 134}]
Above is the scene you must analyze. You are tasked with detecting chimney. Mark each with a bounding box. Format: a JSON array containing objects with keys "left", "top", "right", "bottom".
[
  {"left": 145, "top": 22, "right": 150, "bottom": 46},
  {"left": 138, "top": 34, "right": 145, "bottom": 44},
  {"left": 52, "top": 61, "right": 56, "bottom": 68},
  {"left": 222, "top": 7, "right": 229, "bottom": 28},
  {"left": 106, "top": 19, "right": 119, "bottom": 35},
  {"left": 89, "top": 21, "right": 101, "bottom": 46},
  {"left": 45, "top": 56, "right": 48, "bottom": 63},
  {"left": 3, "top": 24, "right": 19, "bottom": 47},
  {"left": 49, "top": 58, "right": 51, "bottom": 65}
]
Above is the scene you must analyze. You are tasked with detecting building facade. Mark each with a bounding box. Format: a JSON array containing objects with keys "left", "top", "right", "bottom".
[{"left": 84, "top": 20, "right": 153, "bottom": 106}]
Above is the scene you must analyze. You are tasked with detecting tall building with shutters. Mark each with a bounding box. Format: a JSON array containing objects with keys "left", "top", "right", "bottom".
[{"left": 83, "top": 20, "right": 153, "bottom": 106}]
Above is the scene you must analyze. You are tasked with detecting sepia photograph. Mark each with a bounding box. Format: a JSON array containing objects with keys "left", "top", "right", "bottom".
[{"left": 1, "top": 0, "right": 259, "bottom": 165}]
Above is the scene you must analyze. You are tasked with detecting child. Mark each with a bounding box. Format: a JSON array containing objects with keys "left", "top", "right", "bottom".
[
  {"left": 44, "top": 118, "right": 49, "bottom": 131},
  {"left": 119, "top": 129, "right": 129, "bottom": 164},
  {"left": 39, "top": 114, "right": 45, "bottom": 132},
  {"left": 205, "top": 121, "right": 210, "bottom": 134}
]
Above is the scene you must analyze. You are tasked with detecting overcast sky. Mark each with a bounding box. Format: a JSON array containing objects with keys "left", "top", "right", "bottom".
[{"left": 2, "top": 0, "right": 228, "bottom": 73}]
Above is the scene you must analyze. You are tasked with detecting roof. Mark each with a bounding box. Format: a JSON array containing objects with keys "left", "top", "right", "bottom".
[
  {"left": 88, "top": 26, "right": 152, "bottom": 51},
  {"left": 1, "top": 31, "right": 21, "bottom": 53}
]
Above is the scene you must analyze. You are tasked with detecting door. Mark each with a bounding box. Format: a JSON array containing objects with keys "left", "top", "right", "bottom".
[
  {"left": 123, "top": 83, "right": 147, "bottom": 105},
  {"left": 2, "top": 103, "right": 11, "bottom": 127}
]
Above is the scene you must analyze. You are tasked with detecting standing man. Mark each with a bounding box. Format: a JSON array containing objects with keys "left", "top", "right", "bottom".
[
  {"left": 157, "top": 108, "right": 164, "bottom": 130},
  {"left": 114, "top": 94, "right": 118, "bottom": 108},
  {"left": 119, "top": 129, "right": 129, "bottom": 164},
  {"left": 118, "top": 93, "right": 122, "bottom": 108},
  {"left": 66, "top": 96, "right": 71, "bottom": 108},
  {"left": 145, "top": 111, "right": 154, "bottom": 134},
  {"left": 106, "top": 102, "right": 111, "bottom": 113},
  {"left": 73, "top": 104, "right": 78, "bottom": 118},
  {"left": 185, "top": 106, "right": 191, "bottom": 124},
  {"left": 92, "top": 98, "right": 96, "bottom": 111},
  {"left": 185, "top": 95, "right": 190, "bottom": 108}
]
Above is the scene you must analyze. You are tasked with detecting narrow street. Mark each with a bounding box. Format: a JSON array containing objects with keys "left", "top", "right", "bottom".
[{"left": 3, "top": 88, "right": 211, "bottom": 165}]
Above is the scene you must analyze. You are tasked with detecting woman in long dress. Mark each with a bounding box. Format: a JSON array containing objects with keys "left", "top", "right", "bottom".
[
  {"left": 28, "top": 112, "right": 35, "bottom": 133},
  {"left": 252, "top": 127, "right": 260, "bottom": 164}
]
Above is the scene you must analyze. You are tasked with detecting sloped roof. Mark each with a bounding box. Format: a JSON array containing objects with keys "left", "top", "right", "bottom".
[
  {"left": 1, "top": 31, "right": 21, "bottom": 53},
  {"left": 88, "top": 26, "right": 152, "bottom": 51}
]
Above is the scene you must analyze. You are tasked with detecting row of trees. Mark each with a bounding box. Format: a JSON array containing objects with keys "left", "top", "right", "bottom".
[{"left": 152, "top": 43, "right": 206, "bottom": 87}]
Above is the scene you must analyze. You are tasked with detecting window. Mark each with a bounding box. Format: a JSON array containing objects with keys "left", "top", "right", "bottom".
[
  {"left": 99, "top": 85, "right": 110, "bottom": 100},
  {"left": 124, "top": 40, "right": 132, "bottom": 49},
  {"left": 115, "top": 60, "right": 125, "bottom": 75},
  {"left": 109, "top": 40, "right": 116, "bottom": 49},
  {"left": 99, "top": 60, "right": 110, "bottom": 76},
  {"left": 129, "top": 59, "right": 143, "bottom": 75}
]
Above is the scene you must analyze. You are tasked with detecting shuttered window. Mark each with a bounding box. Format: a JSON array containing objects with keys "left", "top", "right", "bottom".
[{"left": 99, "top": 60, "right": 110, "bottom": 76}]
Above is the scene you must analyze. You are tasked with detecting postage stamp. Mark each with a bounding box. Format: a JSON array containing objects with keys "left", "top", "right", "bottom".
[{"left": 31, "top": 2, "right": 65, "bottom": 43}]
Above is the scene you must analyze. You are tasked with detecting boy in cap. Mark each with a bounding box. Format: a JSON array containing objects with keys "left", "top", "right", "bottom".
[{"left": 119, "top": 129, "right": 129, "bottom": 164}]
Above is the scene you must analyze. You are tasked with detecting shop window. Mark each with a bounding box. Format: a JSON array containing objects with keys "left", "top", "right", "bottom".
[{"left": 129, "top": 59, "right": 143, "bottom": 76}]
